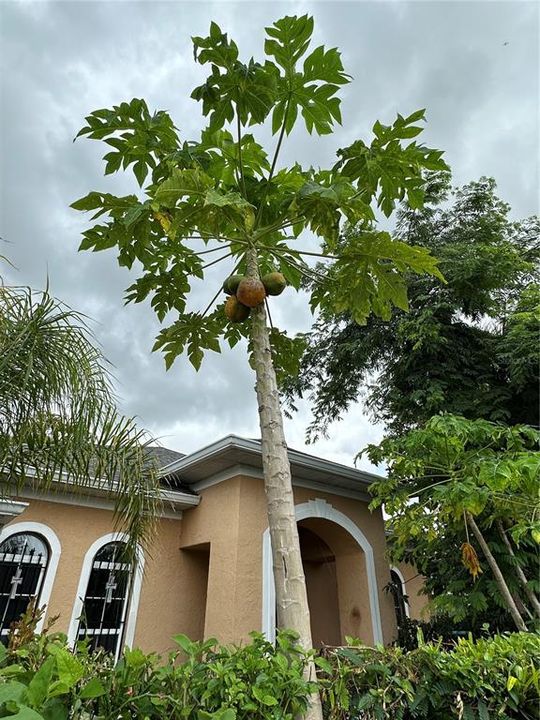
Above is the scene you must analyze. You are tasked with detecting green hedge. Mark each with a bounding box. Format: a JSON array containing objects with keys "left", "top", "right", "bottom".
[
  {"left": 0, "top": 630, "right": 314, "bottom": 719},
  {"left": 318, "top": 632, "right": 539, "bottom": 720},
  {"left": 0, "top": 626, "right": 537, "bottom": 719}
]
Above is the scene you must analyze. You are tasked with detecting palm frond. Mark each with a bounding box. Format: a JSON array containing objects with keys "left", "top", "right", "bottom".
[{"left": 0, "top": 284, "right": 161, "bottom": 560}]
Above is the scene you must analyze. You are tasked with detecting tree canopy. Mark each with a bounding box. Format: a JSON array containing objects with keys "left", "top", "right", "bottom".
[
  {"left": 71, "top": 16, "right": 448, "bottom": 376},
  {"left": 285, "top": 176, "right": 539, "bottom": 438}
]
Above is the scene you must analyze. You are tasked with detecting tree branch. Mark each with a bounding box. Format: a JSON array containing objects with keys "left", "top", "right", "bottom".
[
  {"left": 201, "top": 252, "right": 233, "bottom": 270},
  {"left": 496, "top": 519, "right": 540, "bottom": 619},
  {"left": 255, "top": 94, "right": 292, "bottom": 230},
  {"left": 466, "top": 512, "right": 528, "bottom": 632}
]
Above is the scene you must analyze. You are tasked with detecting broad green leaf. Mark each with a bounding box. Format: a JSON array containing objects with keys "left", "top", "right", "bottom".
[
  {"left": 78, "top": 677, "right": 106, "bottom": 699},
  {"left": 27, "top": 657, "right": 54, "bottom": 708},
  {"left": 154, "top": 168, "right": 214, "bottom": 206},
  {"left": 0, "top": 680, "right": 27, "bottom": 705},
  {"left": 5, "top": 707, "right": 45, "bottom": 720},
  {"left": 252, "top": 685, "right": 279, "bottom": 706},
  {"left": 53, "top": 648, "right": 84, "bottom": 689}
]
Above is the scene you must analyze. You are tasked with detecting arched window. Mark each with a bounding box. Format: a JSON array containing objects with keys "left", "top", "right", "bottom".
[
  {"left": 390, "top": 568, "right": 409, "bottom": 628},
  {"left": 0, "top": 532, "right": 49, "bottom": 643},
  {"left": 76, "top": 541, "right": 132, "bottom": 659}
]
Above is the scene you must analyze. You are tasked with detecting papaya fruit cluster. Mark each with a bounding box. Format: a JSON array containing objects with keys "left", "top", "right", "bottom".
[{"left": 223, "top": 272, "right": 287, "bottom": 323}]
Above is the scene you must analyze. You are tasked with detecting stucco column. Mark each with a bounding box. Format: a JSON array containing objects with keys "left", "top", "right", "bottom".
[
  {"left": 203, "top": 540, "right": 240, "bottom": 642},
  {"left": 202, "top": 478, "right": 264, "bottom": 643}
]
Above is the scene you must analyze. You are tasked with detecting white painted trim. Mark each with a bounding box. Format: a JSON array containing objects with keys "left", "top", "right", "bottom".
[
  {"left": 191, "top": 465, "right": 371, "bottom": 501},
  {"left": 4, "top": 466, "right": 199, "bottom": 513},
  {"left": 390, "top": 566, "right": 410, "bottom": 618},
  {"left": 16, "top": 488, "right": 195, "bottom": 517},
  {"left": 162, "top": 434, "right": 382, "bottom": 487},
  {"left": 67, "top": 533, "right": 144, "bottom": 657},
  {"left": 293, "top": 479, "right": 371, "bottom": 502},
  {"left": 262, "top": 498, "right": 384, "bottom": 645},
  {"left": 0, "top": 521, "right": 62, "bottom": 633}
]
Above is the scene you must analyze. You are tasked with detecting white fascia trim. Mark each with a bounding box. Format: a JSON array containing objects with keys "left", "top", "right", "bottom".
[
  {"left": 190, "top": 466, "right": 371, "bottom": 502},
  {"left": 161, "top": 435, "right": 382, "bottom": 487},
  {"left": 262, "top": 498, "right": 384, "bottom": 645},
  {"left": 17, "top": 488, "right": 197, "bottom": 517},
  {"left": 67, "top": 532, "right": 144, "bottom": 655},
  {"left": 159, "top": 434, "right": 242, "bottom": 474},
  {"left": 8, "top": 467, "right": 198, "bottom": 511},
  {"left": 0, "top": 521, "right": 62, "bottom": 633},
  {"left": 390, "top": 566, "right": 410, "bottom": 618},
  {"left": 160, "top": 489, "right": 200, "bottom": 508}
]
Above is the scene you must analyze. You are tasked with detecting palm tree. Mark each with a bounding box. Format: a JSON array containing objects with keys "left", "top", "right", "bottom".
[{"left": 0, "top": 280, "right": 160, "bottom": 557}]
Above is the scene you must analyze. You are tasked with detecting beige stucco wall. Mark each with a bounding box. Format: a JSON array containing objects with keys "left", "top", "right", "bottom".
[
  {"left": 1, "top": 499, "right": 190, "bottom": 653},
  {"left": 180, "top": 476, "right": 397, "bottom": 646},
  {"left": 3, "top": 473, "right": 400, "bottom": 654}
]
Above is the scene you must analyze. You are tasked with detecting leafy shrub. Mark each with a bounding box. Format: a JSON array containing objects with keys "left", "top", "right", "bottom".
[
  {"left": 318, "top": 632, "right": 540, "bottom": 719},
  {"left": 0, "top": 614, "right": 537, "bottom": 720},
  {"left": 0, "top": 628, "right": 314, "bottom": 719}
]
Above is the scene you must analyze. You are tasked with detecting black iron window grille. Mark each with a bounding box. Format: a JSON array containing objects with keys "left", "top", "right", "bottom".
[
  {"left": 0, "top": 533, "right": 49, "bottom": 644},
  {"left": 76, "top": 541, "right": 132, "bottom": 660}
]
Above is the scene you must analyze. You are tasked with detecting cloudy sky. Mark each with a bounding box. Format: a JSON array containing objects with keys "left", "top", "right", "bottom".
[{"left": 1, "top": 0, "right": 538, "bottom": 471}]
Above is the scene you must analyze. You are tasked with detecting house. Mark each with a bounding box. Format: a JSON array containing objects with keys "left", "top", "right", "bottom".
[{"left": 0, "top": 436, "right": 426, "bottom": 657}]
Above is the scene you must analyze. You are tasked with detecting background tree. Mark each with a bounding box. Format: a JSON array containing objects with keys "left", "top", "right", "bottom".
[
  {"left": 285, "top": 175, "right": 539, "bottom": 438},
  {"left": 0, "top": 281, "right": 160, "bottom": 558},
  {"left": 284, "top": 176, "right": 539, "bottom": 636},
  {"left": 366, "top": 415, "right": 540, "bottom": 633},
  {"left": 71, "top": 15, "right": 448, "bottom": 711}
]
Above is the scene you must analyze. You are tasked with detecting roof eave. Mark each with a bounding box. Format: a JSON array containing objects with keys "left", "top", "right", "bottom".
[{"left": 161, "top": 434, "right": 382, "bottom": 489}]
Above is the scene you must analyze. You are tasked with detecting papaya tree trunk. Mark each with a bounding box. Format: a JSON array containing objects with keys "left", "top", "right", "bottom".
[
  {"left": 247, "top": 249, "right": 323, "bottom": 720},
  {"left": 466, "top": 512, "right": 528, "bottom": 632},
  {"left": 496, "top": 519, "right": 540, "bottom": 619}
]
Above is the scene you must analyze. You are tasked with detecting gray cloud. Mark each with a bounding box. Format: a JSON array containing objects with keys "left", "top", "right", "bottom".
[{"left": 1, "top": 0, "right": 538, "bottom": 473}]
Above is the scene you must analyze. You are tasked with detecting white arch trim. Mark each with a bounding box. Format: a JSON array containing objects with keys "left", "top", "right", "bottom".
[
  {"left": 262, "top": 498, "right": 383, "bottom": 645},
  {"left": 67, "top": 532, "right": 144, "bottom": 652},
  {"left": 0, "top": 521, "right": 62, "bottom": 633},
  {"left": 390, "top": 566, "right": 410, "bottom": 618}
]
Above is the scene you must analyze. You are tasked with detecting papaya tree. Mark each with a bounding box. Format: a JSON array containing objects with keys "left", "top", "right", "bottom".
[
  {"left": 366, "top": 414, "right": 540, "bottom": 633},
  {"left": 71, "top": 15, "right": 448, "bottom": 716}
]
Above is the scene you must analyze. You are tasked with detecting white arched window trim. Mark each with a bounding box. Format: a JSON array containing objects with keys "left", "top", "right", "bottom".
[
  {"left": 390, "top": 566, "right": 410, "bottom": 618},
  {"left": 0, "top": 521, "right": 62, "bottom": 633},
  {"left": 67, "top": 532, "right": 144, "bottom": 651},
  {"left": 262, "top": 498, "right": 384, "bottom": 644}
]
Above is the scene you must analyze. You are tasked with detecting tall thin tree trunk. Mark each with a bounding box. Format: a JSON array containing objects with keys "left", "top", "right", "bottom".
[
  {"left": 496, "top": 519, "right": 540, "bottom": 619},
  {"left": 247, "top": 249, "right": 323, "bottom": 720},
  {"left": 465, "top": 512, "right": 528, "bottom": 632}
]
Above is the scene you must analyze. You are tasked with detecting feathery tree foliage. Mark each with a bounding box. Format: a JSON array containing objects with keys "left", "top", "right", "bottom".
[
  {"left": 285, "top": 176, "right": 539, "bottom": 438},
  {"left": 0, "top": 282, "right": 161, "bottom": 557}
]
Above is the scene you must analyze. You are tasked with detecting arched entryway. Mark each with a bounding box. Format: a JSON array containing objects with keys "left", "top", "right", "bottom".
[
  {"left": 298, "top": 524, "right": 341, "bottom": 647},
  {"left": 262, "top": 499, "right": 383, "bottom": 645}
]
